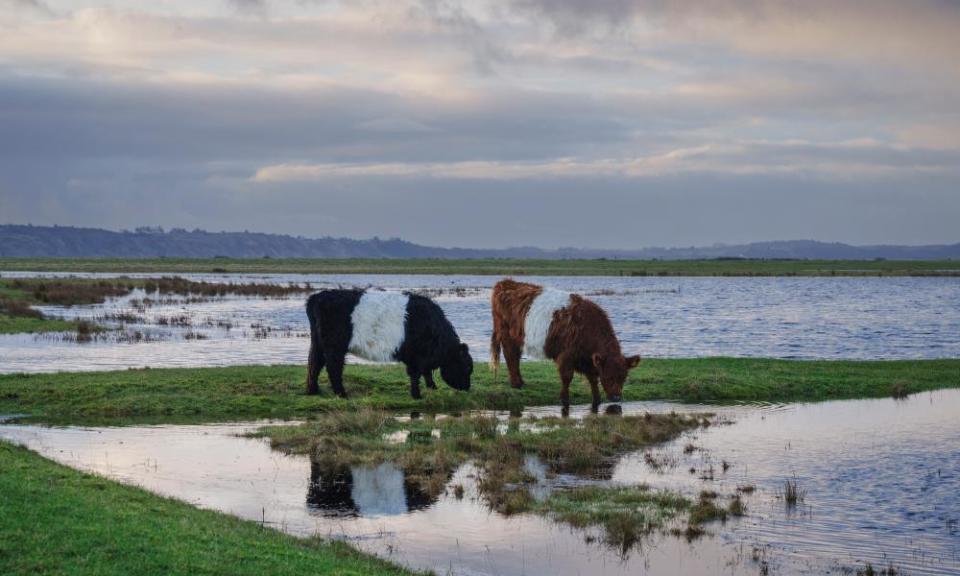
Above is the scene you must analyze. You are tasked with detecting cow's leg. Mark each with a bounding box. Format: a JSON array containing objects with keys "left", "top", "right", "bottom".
[
  {"left": 557, "top": 360, "right": 575, "bottom": 407},
  {"left": 503, "top": 341, "right": 525, "bottom": 389},
  {"left": 306, "top": 338, "right": 325, "bottom": 395},
  {"left": 423, "top": 370, "right": 437, "bottom": 389},
  {"left": 406, "top": 364, "right": 423, "bottom": 399},
  {"left": 585, "top": 374, "right": 601, "bottom": 408},
  {"left": 325, "top": 349, "right": 348, "bottom": 398}
]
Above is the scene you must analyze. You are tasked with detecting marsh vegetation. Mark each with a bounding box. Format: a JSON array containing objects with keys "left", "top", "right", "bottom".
[{"left": 253, "top": 408, "right": 728, "bottom": 553}]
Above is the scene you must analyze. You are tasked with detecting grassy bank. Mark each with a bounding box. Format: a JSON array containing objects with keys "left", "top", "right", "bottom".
[
  {"left": 0, "top": 281, "right": 82, "bottom": 335},
  {"left": 0, "top": 442, "right": 418, "bottom": 576},
  {"left": 1, "top": 359, "right": 957, "bottom": 423},
  {"left": 2, "top": 257, "right": 959, "bottom": 276},
  {"left": 0, "top": 315, "right": 78, "bottom": 334}
]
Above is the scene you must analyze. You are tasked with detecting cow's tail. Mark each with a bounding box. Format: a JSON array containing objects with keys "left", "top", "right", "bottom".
[
  {"left": 489, "top": 328, "right": 501, "bottom": 378},
  {"left": 489, "top": 283, "right": 502, "bottom": 379}
]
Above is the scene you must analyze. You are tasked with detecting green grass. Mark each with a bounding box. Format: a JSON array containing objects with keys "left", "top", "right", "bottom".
[
  {"left": 2, "top": 257, "right": 958, "bottom": 276},
  {"left": 536, "top": 485, "right": 721, "bottom": 552},
  {"left": 0, "top": 359, "right": 957, "bottom": 424},
  {"left": 0, "top": 315, "right": 78, "bottom": 334},
  {"left": 0, "top": 280, "right": 83, "bottom": 334},
  {"left": 0, "top": 442, "right": 420, "bottom": 576}
]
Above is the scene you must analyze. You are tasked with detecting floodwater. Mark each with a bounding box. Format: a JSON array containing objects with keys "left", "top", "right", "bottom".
[
  {"left": 2, "top": 389, "right": 958, "bottom": 575},
  {"left": 2, "top": 272, "right": 959, "bottom": 373}
]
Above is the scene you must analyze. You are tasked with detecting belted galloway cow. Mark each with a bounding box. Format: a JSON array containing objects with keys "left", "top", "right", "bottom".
[
  {"left": 306, "top": 289, "right": 473, "bottom": 399},
  {"left": 490, "top": 279, "right": 640, "bottom": 407}
]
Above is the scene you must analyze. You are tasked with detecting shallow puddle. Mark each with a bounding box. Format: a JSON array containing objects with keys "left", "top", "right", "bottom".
[{"left": 2, "top": 390, "right": 959, "bottom": 575}]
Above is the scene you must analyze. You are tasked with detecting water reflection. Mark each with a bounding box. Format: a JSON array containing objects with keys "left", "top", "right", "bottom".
[
  {"left": 307, "top": 461, "right": 437, "bottom": 517},
  {"left": 0, "top": 391, "right": 958, "bottom": 574}
]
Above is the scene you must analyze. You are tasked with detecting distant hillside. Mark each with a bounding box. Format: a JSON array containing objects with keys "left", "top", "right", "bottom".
[{"left": 1, "top": 225, "right": 958, "bottom": 260}]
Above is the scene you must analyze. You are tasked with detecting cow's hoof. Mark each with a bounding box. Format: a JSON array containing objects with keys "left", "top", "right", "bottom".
[
  {"left": 510, "top": 382, "right": 525, "bottom": 390},
  {"left": 605, "top": 404, "right": 623, "bottom": 416}
]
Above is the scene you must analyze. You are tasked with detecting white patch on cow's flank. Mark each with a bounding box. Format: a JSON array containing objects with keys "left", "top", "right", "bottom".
[
  {"left": 349, "top": 291, "right": 408, "bottom": 362},
  {"left": 523, "top": 288, "right": 571, "bottom": 359}
]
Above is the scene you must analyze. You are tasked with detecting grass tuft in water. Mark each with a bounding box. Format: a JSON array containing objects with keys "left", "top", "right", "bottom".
[
  {"left": 780, "top": 476, "right": 807, "bottom": 506},
  {"left": 727, "top": 495, "right": 747, "bottom": 516},
  {"left": 538, "top": 485, "right": 689, "bottom": 554}
]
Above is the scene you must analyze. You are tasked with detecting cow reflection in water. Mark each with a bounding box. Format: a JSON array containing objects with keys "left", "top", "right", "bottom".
[{"left": 307, "top": 461, "right": 437, "bottom": 517}]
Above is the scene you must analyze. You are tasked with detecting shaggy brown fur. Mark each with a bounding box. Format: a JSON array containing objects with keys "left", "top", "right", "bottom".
[
  {"left": 490, "top": 279, "right": 641, "bottom": 406},
  {"left": 489, "top": 279, "right": 543, "bottom": 388}
]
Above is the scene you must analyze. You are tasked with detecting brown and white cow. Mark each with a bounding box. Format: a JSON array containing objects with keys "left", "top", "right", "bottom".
[{"left": 489, "top": 279, "right": 641, "bottom": 407}]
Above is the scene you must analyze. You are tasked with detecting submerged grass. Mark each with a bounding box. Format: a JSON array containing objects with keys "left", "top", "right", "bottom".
[
  {"left": 0, "top": 358, "right": 957, "bottom": 424},
  {"left": 2, "top": 277, "right": 312, "bottom": 307},
  {"left": 254, "top": 409, "right": 714, "bottom": 554},
  {"left": 537, "top": 485, "right": 691, "bottom": 552},
  {"left": 780, "top": 476, "right": 807, "bottom": 507},
  {"left": 0, "top": 276, "right": 311, "bottom": 334},
  {"left": 0, "top": 442, "right": 420, "bottom": 576}
]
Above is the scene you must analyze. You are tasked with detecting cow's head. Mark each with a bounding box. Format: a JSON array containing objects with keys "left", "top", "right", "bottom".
[
  {"left": 440, "top": 342, "right": 473, "bottom": 391},
  {"left": 592, "top": 353, "right": 641, "bottom": 402}
]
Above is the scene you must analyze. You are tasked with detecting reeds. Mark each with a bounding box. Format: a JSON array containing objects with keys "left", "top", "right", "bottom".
[
  {"left": 0, "top": 297, "right": 42, "bottom": 319},
  {"left": 780, "top": 476, "right": 806, "bottom": 506}
]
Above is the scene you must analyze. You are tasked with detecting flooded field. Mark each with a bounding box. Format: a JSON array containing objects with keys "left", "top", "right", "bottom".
[
  {"left": 2, "top": 272, "right": 959, "bottom": 373},
  {"left": 2, "top": 389, "right": 958, "bottom": 575}
]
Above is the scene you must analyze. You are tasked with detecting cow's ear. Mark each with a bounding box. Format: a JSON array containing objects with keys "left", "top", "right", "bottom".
[
  {"left": 592, "top": 353, "right": 603, "bottom": 369},
  {"left": 625, "top": 354, "right": 642, "bottom": 369}
]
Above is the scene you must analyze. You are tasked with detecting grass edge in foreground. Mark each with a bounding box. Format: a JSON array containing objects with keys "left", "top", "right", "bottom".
[{"left": 0, "top": 441, "right": 421, "bottom": 576}]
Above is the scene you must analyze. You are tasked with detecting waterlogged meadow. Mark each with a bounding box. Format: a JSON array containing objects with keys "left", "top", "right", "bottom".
[
  {"left": 2, "top": 270, "right": 959, "bottom": 575},
  {"left": 1, "top": 272, "right": 959, "bottom": 373},
  {"left": 2, "top": 390, "right": 958, "bottom": 575}
]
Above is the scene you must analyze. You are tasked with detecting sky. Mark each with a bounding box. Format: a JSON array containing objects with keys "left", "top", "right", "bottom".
[{"left": 1, "top": 0, "right": 959, "bottom": 249}]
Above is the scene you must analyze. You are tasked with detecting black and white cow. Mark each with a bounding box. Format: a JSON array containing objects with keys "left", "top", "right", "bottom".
[{"left": 305, "top": 289, "right": 473, "bottom": 399}]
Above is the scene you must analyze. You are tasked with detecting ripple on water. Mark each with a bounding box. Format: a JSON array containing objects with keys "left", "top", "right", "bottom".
[{"left": 2, "top": 273, "right": 960, "bottom": 372}]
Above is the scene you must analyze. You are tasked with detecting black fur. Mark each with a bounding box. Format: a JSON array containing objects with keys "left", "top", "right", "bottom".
[
  {"left": 305, "top": 289, "right": 473, "bottom": 399},
  {"left": 305, "top": 289, "right": 363, "bottom": 397},
  {"left": 397, "top": 293, "right": 473, "bottom": 399}
]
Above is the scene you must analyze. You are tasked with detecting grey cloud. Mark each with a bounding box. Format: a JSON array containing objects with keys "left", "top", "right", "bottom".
[
  {"left": 0, "top": 72, "right": 638, "bottom": 165},
  {"left": 227, "top": 0, "right": 267, "bottom": 15},
  {"left": 1, "top": 1, "right": 958, "bottom": 248},
  {"left": 2, "top": 0, "right": 51, "bottom": 12}
]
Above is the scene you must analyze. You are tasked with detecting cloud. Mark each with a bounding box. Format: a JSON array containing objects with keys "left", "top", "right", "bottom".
[
  {"left": 227, "top": 0, "right": 266, "bottom": 15},
  {"left": 252, "top": 140, "right": 960, "bottom": 182},
  {"left": 1, "top": 0, "right": 51, "bottom": 13},
  {"left": 1, "top": 1, "right": 958, "bottom": 247}
]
